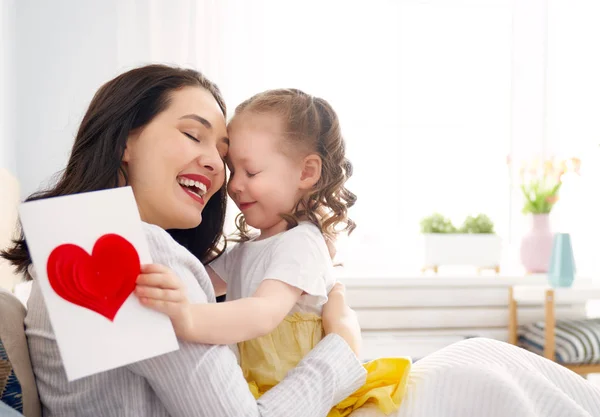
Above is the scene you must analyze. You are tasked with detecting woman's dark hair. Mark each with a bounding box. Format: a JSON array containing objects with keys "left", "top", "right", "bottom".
[{"left": 1, "top": 64, "right": 228, "bottom": 277}]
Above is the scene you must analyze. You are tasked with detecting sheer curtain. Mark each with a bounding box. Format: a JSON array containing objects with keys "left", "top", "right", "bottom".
[
  {"left": 116, "top": 0, "right": 530, "bottom": 274},
  {"left": 115, "top": 0, "right": 226, "bottom": 78},
  {"left": 545, "top": 0, "right": 600, "bottom": 276},
  {"left": 205, "top": 0, "right": 599, "bottom": 276}
]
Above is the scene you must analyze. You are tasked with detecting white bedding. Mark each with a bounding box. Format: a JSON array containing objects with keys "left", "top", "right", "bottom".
[{"left": 351, "top": 338, "right": 600, "bottom": 417}]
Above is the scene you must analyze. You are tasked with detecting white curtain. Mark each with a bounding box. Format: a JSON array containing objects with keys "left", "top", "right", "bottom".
[
  {"left": 544, "top": 0, "right": 600, "bottom": 276},
  {"left": 114, "top": 0, "right": 267, "bottom": 102}
]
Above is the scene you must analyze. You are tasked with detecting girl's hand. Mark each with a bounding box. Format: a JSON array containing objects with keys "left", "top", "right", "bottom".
[
  {"left": 322, "top": 283, "right": 362, "bottom": 357},
  {"left": 135, "top": 264, "right": 193, "bottom": 339}
]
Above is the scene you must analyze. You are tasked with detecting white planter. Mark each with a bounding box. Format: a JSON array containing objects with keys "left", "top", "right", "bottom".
[{"left": 422, "top": 233, "right": 502, "bottom": 272}]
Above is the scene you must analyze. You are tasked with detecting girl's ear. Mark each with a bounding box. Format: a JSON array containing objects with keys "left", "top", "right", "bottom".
[{"left": 299, "top": 154, "right": 322, "bottom": 189}]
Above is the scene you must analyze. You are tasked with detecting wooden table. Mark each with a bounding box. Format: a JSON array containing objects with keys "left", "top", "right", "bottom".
[{"left": 509, "top": 284, "right": 600, "bottom": 375}]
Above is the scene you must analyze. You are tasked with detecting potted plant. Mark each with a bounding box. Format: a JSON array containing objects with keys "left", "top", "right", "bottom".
[
  {"left": 421, "top": 213, "right": 501, "bottom": 273},
  {"left": 518, "top": 157, "right": 580, "bottom": 273}
]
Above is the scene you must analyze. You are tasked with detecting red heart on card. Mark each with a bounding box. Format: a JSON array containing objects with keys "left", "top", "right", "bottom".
[{"left": 46, "top": 234, "right": 140, "bottom": 321}]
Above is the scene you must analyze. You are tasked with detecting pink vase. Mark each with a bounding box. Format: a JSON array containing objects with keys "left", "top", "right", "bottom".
[{"left": 520, "top": 214, "right": 553, "bottom": 273}]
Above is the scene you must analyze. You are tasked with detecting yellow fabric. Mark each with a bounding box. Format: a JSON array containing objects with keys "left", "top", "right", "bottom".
[{"left": 240, "top": 313, "right": 411, "bottom": 416}]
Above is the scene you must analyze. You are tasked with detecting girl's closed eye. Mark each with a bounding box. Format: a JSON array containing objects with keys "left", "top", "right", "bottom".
[{"left": 246, "top": 170, "right": 258, "bottom": 178}]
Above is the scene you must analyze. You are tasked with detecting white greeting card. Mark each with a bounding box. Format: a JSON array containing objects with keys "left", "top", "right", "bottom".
[{"left": 18, "top": 187, "right": 178, "bottom": 381}]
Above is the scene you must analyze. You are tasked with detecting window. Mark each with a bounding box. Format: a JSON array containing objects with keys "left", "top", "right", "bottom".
[
  {"left": 117, "top": 0, "right": 598, "bottom": 276},
  {"left": 219, "top": 0, "right": 513, "bottom": 274}
]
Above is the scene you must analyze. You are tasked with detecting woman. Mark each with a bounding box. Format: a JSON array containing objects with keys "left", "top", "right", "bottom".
[
  {"left": 1, "top": 64, "right": 365, "bottom": 417},
  {"left": 3, "top": 64, "right": 600, "bottom": 417}
]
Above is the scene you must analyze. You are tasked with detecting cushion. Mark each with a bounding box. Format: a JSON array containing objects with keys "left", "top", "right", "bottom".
[
  {"left": 1, "top": 338, "right": 22, "bottom": 412},
  {"left": 518, "top": 318, "right": 600, "bottom": 365},
  {"left": 0, "top": 401, "right": 24, "bottom": 417},
  {"left": 0, "top": 289, "right": 41, "bottom": 416}
]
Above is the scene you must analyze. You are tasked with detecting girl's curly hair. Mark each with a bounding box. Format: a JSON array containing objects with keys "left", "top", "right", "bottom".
[{"left": 231, "top": 88, "right": 356, "bottom": 245}]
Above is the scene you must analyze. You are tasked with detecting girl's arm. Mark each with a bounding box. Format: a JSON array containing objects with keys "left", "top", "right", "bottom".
[
  {"left": 207, "top": 266, "right": 227, "bottom": 298},
  {"left": 135, "top": 264, "right": 302, "bottom": 345},
  {"left": 187, "top": 279, "right": 302, "bottom": 344}
]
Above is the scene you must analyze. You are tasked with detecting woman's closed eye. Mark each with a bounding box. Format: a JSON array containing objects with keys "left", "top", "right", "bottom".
[{"left": 183, "top": 132, "right": 199, "bottom": 142}]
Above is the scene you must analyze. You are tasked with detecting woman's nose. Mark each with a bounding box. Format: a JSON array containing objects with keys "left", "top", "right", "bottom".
[{"left": 198, "top": 145, "right": 223, "bottom": 173}]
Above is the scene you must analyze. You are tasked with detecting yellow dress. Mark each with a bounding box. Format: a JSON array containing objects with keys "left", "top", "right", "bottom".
[{"left": 240, "top": 313, "right": 412, "bottom": 417}]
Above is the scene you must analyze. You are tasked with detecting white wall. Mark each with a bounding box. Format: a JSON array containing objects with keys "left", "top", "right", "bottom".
[
  {"left": 0, "top": 0, "right": 20, "bottom": 290},
  {"left": 0, "top": 0, "right": 16, "bottom": 175},
  {"left": 0, "top": 168, "right": 19, "bottom": 290},
  {"left": 12, "top": 0, "right": 230, "bottom": 197},
  {"left": 14, "top": 0, "right": 121, "bottom": 197}
]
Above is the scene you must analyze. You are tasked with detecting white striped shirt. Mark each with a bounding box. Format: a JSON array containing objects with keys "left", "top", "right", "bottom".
[{"left": 25, "top": 223, "right": 366, "bottom": 417}]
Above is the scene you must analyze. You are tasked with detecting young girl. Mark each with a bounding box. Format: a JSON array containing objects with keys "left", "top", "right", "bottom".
[{"left": 135, "top": 89, "right": 411, "bottom": 416}]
